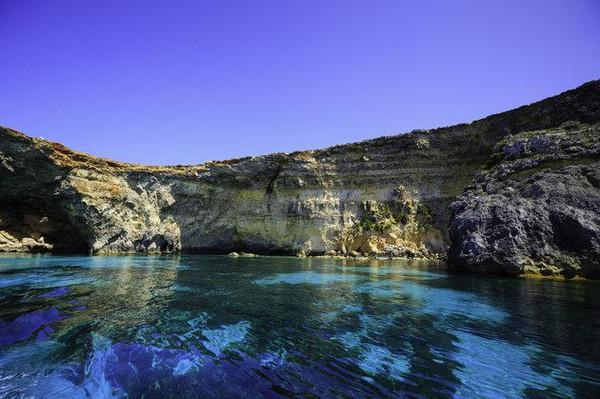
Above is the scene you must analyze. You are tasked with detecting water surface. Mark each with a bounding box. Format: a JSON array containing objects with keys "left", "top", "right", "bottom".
[{"left": 0, "top": 255, "right": 599, "bottom": 398}]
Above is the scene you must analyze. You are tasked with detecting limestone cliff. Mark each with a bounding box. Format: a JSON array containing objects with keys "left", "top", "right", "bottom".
[{"left": 1, "top": 80, "right": 599, "bottom": 277}]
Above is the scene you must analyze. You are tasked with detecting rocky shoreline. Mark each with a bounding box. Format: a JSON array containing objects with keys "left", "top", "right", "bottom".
[
  {"left": 1, "top": 80, "right": 599, "bottom": 278},
  {"left": 227, "top": 250, "right": 444, "bottom": 262},
  {"left": 448, "top": 120, "right": 600, "bottom": 278}
]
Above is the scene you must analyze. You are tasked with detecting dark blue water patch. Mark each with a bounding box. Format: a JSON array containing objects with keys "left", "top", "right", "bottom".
[
  {"left": 0, "top": 307, "right": 63, "bottom": 347},
  {"left": 0, "top": 254, "right": 599, "bottom": 398},
  {"left": 0, "top": 271, "right": 96, "bottom": 290},
  {"left": 37, "top": 287, "right": 69, "bottom": 299},
  {"left": 451, "top": 329, "right": 576, "bottom": 398}
]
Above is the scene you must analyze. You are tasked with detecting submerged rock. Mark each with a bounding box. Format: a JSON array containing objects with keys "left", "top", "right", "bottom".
[{"left": 239, "top": 252, "right": 257, "bottom": 257}]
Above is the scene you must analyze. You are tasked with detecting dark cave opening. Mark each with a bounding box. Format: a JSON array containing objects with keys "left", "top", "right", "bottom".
[{"left": 0, "top": 199, "right": 90, "bottom": 254}]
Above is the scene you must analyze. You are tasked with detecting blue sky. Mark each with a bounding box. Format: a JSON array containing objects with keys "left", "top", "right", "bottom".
[{"left": 1, "top": 0, "right": 599, "bottom": 164}]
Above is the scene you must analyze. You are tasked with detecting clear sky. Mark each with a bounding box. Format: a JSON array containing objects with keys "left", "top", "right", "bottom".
[{"left": 1, "top": 1, "right": 599, "bottom": 165}]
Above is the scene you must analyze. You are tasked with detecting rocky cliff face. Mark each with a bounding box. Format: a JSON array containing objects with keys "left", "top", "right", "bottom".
[
  {"left": 448, "top": 121, "right": 600, "bottom": 278},
  {"left": 1, "top": 80, "right": 599, "bottom": 277}
]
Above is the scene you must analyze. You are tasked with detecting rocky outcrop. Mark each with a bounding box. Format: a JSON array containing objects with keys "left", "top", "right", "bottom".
[
  {"left": 1, "top": 80, "right": 600, "bottom": 277},
  {"left": 449, "top": 121, "right": 600, "bottom": 278}
]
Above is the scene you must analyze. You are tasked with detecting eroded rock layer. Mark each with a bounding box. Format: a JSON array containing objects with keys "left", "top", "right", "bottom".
[{"left": 1, "top": 80, "right": 599, "bottom": 277}]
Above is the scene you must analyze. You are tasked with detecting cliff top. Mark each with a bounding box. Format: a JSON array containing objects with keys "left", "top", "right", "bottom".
[{"left": 1, "top": 79, "right": 599, "bottom": 177}]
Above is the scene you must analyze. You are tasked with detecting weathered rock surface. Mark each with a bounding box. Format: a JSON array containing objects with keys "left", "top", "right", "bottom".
[
  {"left": 449, "top": 121, "right": 600, "bottom": 278},
  {"left": 1, "top": 80, "right": 600, "bottom": 277}
]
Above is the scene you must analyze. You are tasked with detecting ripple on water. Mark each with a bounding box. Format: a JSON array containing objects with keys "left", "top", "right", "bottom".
[
  {"left": 36, "top": 287, "right": 69, "bottom": 299},
  {"left": 0, "top": 307, "right": 63, "bottom": 347},
  {"left": 201, "top": 321, "right": 251, "bottom": 355},
  {"left": 254, "top": 271, "right": 360, "bottom": 285},
  {"left": 400, "top": 281, "right": 508, "bottom": 322},
  {"left": 0, "top": 255, "right": 599, "bottom": 398},
  {"left": 338, "top": 265, "right": 446, "bottom": 279},
  {"left": 334, "top": 311, "right": 411, "bottom": 382},
  {"left": 0, "top": 255, "right": 184, "bottom": 271},
  {"left": 452, "top": 330, "right": 578, "bottom": 398},
  {"left": 353, "top": 280, "right": 507, "bottom": 323},
  {"left": 0, "top": 274, "right": 96, "bottom": 289},
  {"left": 358, "top": 343, "right": 410, "bottom": 381}
]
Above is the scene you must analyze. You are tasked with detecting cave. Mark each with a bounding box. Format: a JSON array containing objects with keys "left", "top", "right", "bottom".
[{"left": 0, "top": 199, "right": 90, "bottom": 254}]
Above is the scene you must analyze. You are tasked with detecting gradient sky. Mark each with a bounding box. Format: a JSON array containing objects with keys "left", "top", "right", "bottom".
[{"left": 1, "top": 1, "right": 599, "bottom": 165}]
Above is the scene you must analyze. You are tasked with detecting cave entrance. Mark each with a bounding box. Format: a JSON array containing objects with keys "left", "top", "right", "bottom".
[{"left": 0, "top": 199, "right": 90, "bottom": 254}]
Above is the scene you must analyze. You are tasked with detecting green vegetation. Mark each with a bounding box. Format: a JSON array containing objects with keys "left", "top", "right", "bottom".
[
  {"left": 356, "top": 201, "right": 417, "bottom": 233},
  {"left": 357, "top": 203, "right": 398, "bottom": 233}
]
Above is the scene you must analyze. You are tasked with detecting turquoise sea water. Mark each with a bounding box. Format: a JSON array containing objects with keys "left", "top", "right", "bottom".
[{"left": 0, "top": 254, "right": 599, "bottom": 398}]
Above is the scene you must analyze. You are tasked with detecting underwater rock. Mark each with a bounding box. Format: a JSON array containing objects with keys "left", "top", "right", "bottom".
[{"left": 0, "top": 307, "right": 62, "bottom": 347}]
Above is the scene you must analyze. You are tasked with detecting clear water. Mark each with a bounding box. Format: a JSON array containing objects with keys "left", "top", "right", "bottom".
[{"left": 0, "top": 255, "right": 599, "bottom": 398}]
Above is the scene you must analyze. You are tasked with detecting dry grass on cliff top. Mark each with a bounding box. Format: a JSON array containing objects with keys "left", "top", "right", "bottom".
[
  {"left": 2, "top": 124, "right": 325, "bottom": 176},
  {"left": 1, "top": 125, "right": 266, "bottom": 176}
]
